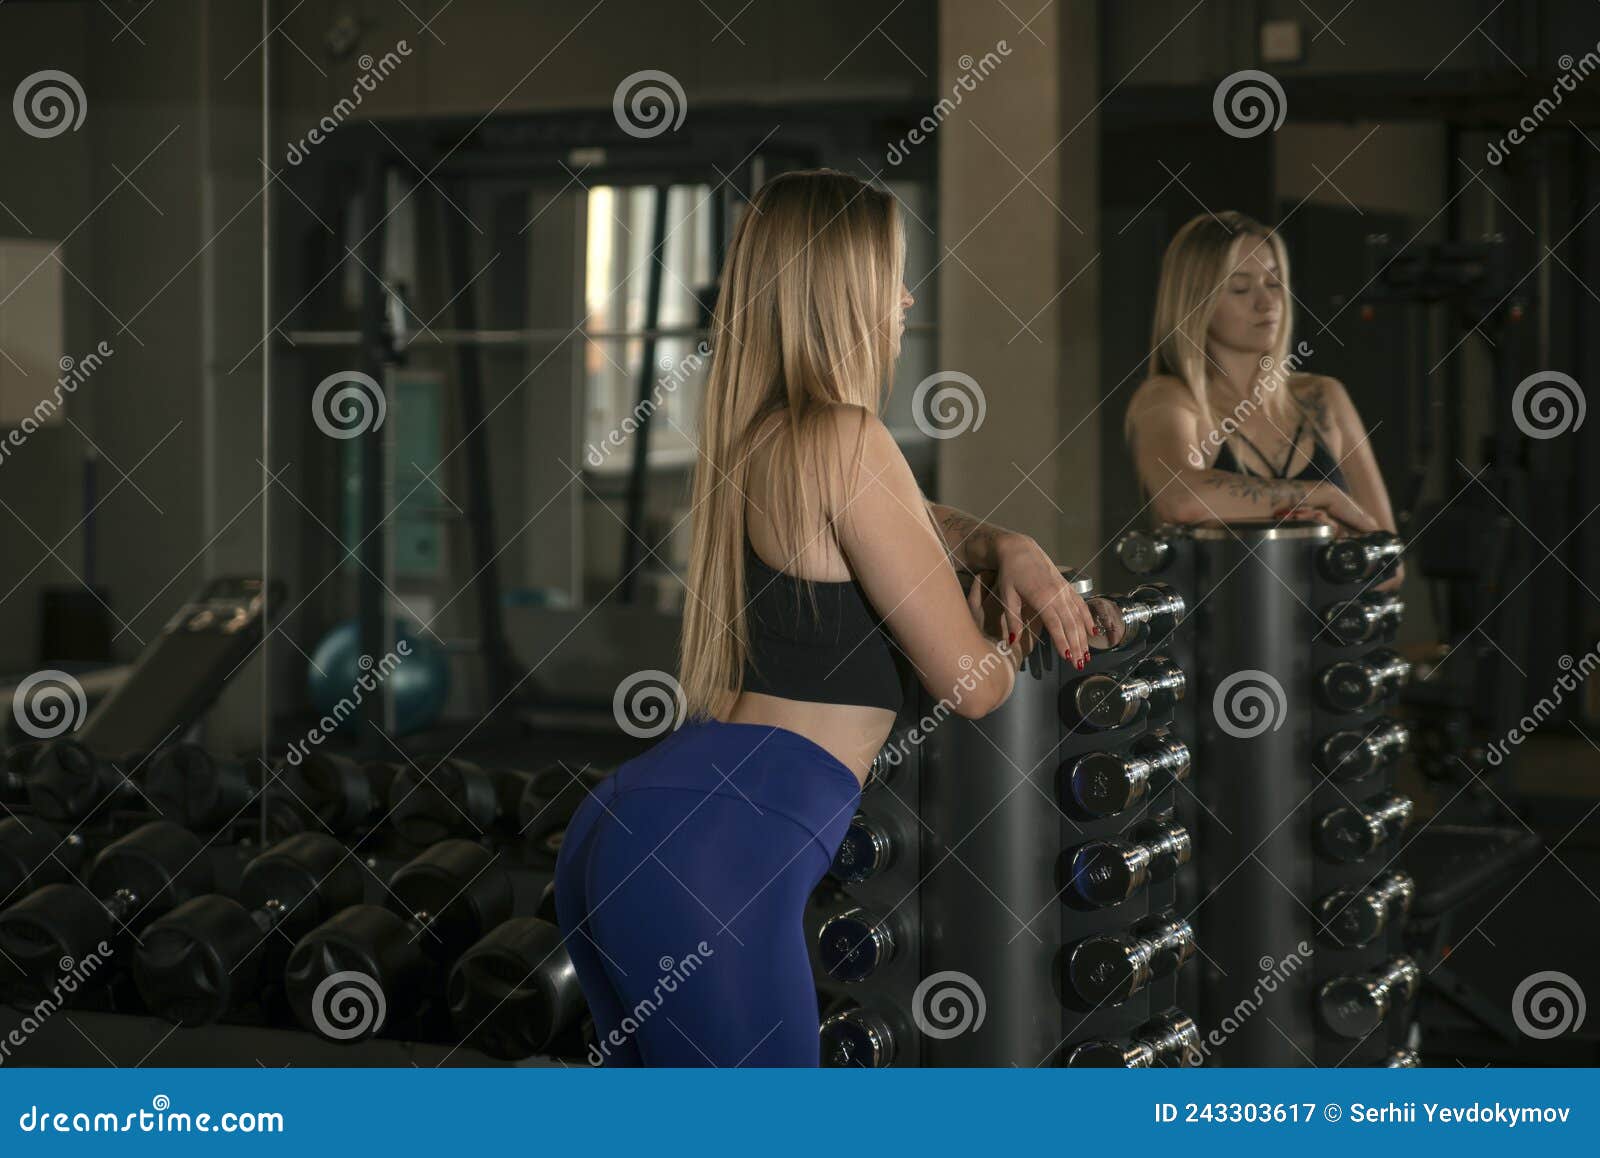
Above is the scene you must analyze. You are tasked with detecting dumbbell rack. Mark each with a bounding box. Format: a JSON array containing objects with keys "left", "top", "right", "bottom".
[
  {"left": 1117, "top": 521, "right": 1415, "bottom": 1067},
  {"left": 810, "top": 571, "right": 1199, "bottom": 1066}
]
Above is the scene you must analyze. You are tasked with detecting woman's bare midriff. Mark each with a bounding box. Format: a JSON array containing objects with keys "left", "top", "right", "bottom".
[{"left": 723, "top": 691, "right": 896, "bottom": 788}]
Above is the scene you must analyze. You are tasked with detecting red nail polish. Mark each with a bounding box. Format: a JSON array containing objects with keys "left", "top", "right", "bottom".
[{"left": 1008, "top": 631, "right": 1016, "bottom": 644}]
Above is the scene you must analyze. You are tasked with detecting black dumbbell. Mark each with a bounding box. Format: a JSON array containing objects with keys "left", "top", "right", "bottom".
[
  {"left": 1316, "top": 871, "right": 1416, "bottom": 948},
  {"left": 446, "top": 916, "right": 584, "bottom": 1060},
  {"left": 1315, "top": 720, "right": 1408, "bottom": 782},
  {"left": 1062, "top": 913, "right": 1195, "bottom": 1006},
  {"left": 1061, "top": 731, "right": 1190, "bottom": 817},
  {"left": 0, "top": 820, "right": 212, "bottom": 1000},
  {"left": 820, "top": 1005, "right": 900, "bottom": 1067},
  {"left": 1065, "top": 1008, "right": 1201, "bottom": 1067},
  {"left": 142, "top": 743, "right": 255, "bottom": 830},
  {"left": 1320, "top": 595, "right": 1405, "bottom": 647},
  {"left": 2, "top": 743, "right": 47, "bottom": 807},
  {"left": 1383, "top": 1048, "right": 1421, "bottom": 1067},
  {"left": 1315, "top": 793, "right": 1413, "bottom": 863},
  {"left": 264, "top": 754, "right": 399, "bottom": 839},
  {"left": 1319, "top": 531, "right": 1404, "bottom": 585},
  {"left": 1104, "top": 583, "right": 1186, "bottom": 639},
  {"left": 0, "top": 816, "right": 85, "bottom": 907},
  {"left": 1065, "top": 821, "right": 1191, "bottom": 907},
  {"left": 517, "top": 764, "right": 609, "bottom": 868},
  {"left": 133, "top": 832, "right": 363, "bottom": 1025},
  {"left": 1067, "top": 656, "right": 1186, "bottom": 729},
  {"left": 817, "top": 906, "right": 898, "bottom": 983},
  {"left": 829, "top": 811, "right": 907, "bottom": 884},
  {"left": 863, "top": 739, "right": 906, "bottom": 792},
  {"left": 1318, "top": 955, "right": 1420, "bottom": 1038},
  {"left": 284, "top": 839, "right": 512, "bottom": 1042},
  {"left": 25, "top": 740, "right": 142, "bottom": 822},
  {"left": 1318, "top": 648, "right": 1410, "bottom": 713},
  {"left": 1116, "top": 528, "right": 1180, "bottom": 576},
  {"left": 389, "top": 758, "right": 521, "bottom": 845}
]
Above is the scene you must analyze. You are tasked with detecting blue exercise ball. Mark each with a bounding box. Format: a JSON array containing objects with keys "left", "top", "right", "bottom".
[{"left": 307, "top": 619, "right": 450, "bottom": 735}]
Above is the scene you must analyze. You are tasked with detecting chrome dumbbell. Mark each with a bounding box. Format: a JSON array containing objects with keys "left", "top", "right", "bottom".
[
  {"left": 1315, "top": 871, "right": 1416, "bottom": 948},
  {"left": 1315, "top": 793, "right": 1413, "bottom": 863},
  {"left": 1320, "top": 595, "right": 1405, "bottom": 647},
  {"left": 1069, "top": 656, "right": 1186, "bottom": 729},
  {"left": 1383, "top": 1048, "right": 1422, "bottom": 1067},
  {"left": 1319, "top": 531, "right": 1404, "bottom": 585},
  {"left": 829, "top": 812, "right": 903, "bottom": 884},
  {"left": 1067, "top": 822, "right": 1191, "bottom": 908},
  {"left": 1316, "top": 720, "right": 1409, "bottom": 782},
  {"left": 1318, "top": 956, "right": 1421, "bottom": 1038},
  {"left": 819, "top": 1006, "right": 898, "bottom": 1067},
  {"left": 1317, "top": 648, "right": 1410, "bottom": 713},
  {"left": 817, "top": 907, "right": 898, "bottom": 983},
  {"left": 1106, "top": 583, "right": 1187, "bottom": 639},
  {"left": 1066, "top": 1008, "right": 1202, "bottom": 1067},
  {"left": 1116, "top": 528, "right": 1180, "bottom": 576},
  {"left": 1062, "top": 913, "right": 1195, "bottom": 1006},
  {"left": 1062, "top": 731, "right": 1191, "bottom": 817}
]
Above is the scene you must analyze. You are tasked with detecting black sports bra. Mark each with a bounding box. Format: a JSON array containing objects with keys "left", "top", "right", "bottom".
[
  {"left": 1212, "top": 416, "right": 1348, "bottom": 492},
  {"left": 740, "top": 535, "right": 904, "bottom": 714}
]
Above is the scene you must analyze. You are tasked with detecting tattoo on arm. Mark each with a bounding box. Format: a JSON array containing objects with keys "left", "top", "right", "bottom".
[
  {"left": 1197, "top": 471, "right": 1309, "bottom": 510},
  {"left": 927, "top": 502, "right": 995, "bottom": 570}
]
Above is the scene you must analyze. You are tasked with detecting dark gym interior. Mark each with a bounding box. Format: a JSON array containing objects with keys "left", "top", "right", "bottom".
[{"left": 0, "top": 0, "right": 1596, "bottom": 1069}]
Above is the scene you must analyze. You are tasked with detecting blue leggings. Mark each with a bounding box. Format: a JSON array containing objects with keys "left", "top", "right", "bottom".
[{"left": 554, "top": 719, "right": 861, "bottom": 1067}]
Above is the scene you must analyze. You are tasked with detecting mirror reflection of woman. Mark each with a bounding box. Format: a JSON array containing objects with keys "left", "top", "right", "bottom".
[{"left": 1124, "top": 211, "right": 1403, "bottom": 591}]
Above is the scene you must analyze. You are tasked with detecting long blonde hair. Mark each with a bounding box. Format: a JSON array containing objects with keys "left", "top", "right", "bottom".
[
  {"left": 678, "top": 169, "right": 905, "bottom": 721},
  {"left": 1130, "top": 211, "right": 1296, "bottom": 446}
]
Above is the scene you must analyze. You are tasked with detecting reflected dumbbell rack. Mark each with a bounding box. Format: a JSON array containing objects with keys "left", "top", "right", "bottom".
[{"left": 1118, "top": 520, "right": 1414, "bottom": 1066}]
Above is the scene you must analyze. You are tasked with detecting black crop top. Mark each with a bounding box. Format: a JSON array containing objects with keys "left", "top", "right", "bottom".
[
  {"left": 1212, "top": 415, "right": 1348, "bottom": 493},
  {"left": 740, "top": 536, "right": 904, "bottom": 714}
]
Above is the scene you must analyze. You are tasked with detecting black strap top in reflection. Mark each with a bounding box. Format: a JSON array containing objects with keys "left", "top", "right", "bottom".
[
  {"left": 1212, "top": 415, "right": 1348, "bottom": 492},
  {"left": 741, "top": 535, "right": 904, "bottom": 714}
]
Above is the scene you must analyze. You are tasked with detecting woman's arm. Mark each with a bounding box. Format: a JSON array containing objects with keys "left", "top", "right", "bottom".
[
  {"left": 1319, "top": 377, "right": 1405, "bottom": 589},
  {"left": 828, "top": 407, "right": 1019, "bottom": 717},
  {"left": 924, "top": 502, "right": 1101, "bottom": 666},
  {"left": 1126, "top": 378, "right": 1377, "bottom": 531}
]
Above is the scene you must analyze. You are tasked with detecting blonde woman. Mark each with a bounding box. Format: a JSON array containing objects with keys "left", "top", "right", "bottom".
[
  {"left": 1124, "top": 211, "right": 1404, "bottom": 591},
  {"left": 555, "top": 170, "right": 1120, "bottom": 1067}
]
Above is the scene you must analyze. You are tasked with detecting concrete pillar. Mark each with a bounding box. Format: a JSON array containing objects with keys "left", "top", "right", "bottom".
[{"left": 936, "top": 0, "right": 1100, "bottom": 566}]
